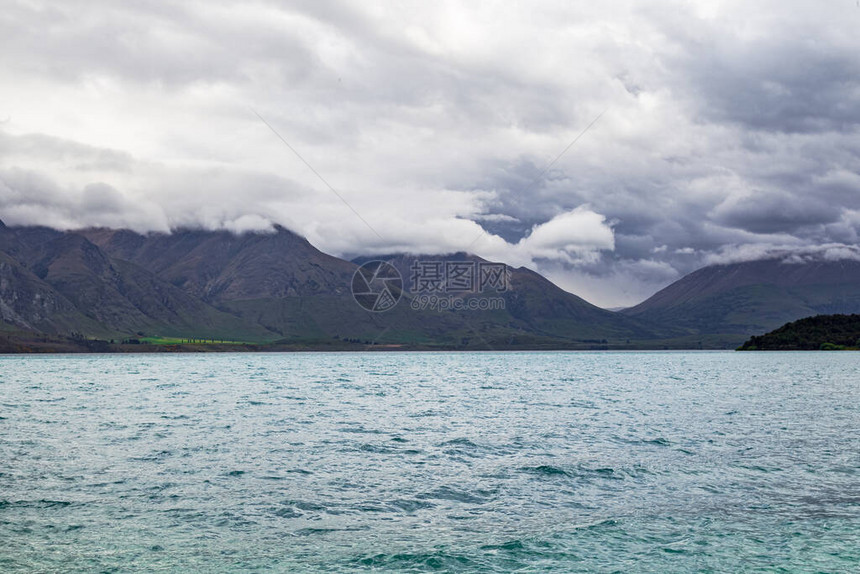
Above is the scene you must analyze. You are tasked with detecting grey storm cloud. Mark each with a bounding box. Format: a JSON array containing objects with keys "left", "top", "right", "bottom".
[
  {"left": 1, "top": 0, "right": 860, "bottom": 307},
  {"left": 669, "top": 17, "right": 860, "bottom": 134},
  {"left": 0, "top": 131, "right": 134, "bottom": 172},
  {"left": 710, "top": 189, "right": 843, "bottom": 235}
]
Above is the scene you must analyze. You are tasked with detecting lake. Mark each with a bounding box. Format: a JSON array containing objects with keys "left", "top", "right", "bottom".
[{"left": 1, "top": 351, "right": 858, "bottom": 572}]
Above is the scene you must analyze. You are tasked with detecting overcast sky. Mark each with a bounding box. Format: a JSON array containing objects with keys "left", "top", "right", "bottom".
[{"left": 2, "top": 0, "right": 860, "bottom": 307}]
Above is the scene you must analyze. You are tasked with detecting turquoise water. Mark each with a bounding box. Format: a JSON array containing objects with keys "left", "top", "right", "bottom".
[{"left": 1, "top": 351, "right": 858, "bottom": 572}]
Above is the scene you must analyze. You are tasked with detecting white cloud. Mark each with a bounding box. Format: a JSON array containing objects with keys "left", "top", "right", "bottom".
[
  {"left": 704, "top": 243, "right": 860, "bottom": 266},
  {"left": 460, "top": 206, "right": 616, "bottom": 270}
]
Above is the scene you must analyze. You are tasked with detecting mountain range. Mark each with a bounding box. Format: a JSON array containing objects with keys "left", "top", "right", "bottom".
[
  {"left": 0, "top": 221, "right": 662, "bottom": 350},
  {"left": 2, "top": 219, "right": 859, "bottom": 351}
]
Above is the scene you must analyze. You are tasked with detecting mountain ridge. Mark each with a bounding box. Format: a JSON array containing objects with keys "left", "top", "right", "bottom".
[
  {"left": 1, "top": 223, "right": 280, "bottom": 341},
  {"left": 2, "top": 222, "right": 665, "bottom": 348},
  {"left": 623, "top": 256, "right": 860, "bottom": 344}
]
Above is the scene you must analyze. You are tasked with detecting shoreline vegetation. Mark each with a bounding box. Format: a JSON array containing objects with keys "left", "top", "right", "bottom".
[{"left": 738, "top": 314, "right": 860, "bottom": 351}]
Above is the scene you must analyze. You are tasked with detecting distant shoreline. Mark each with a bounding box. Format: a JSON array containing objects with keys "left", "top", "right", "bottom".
[
  {"left": 9, "top": 314, "right": 860, "bottom": 353},
  {"left": 0, "top": 333, "right": 733, "bottom": 353},
  {"left": 0, "top": 335, "right": 787, "bottom": 354}
]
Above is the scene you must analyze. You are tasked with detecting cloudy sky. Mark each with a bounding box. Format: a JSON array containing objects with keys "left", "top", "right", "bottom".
[{"left": 2, "top": 0, "right": 859, "bottom": 306}]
